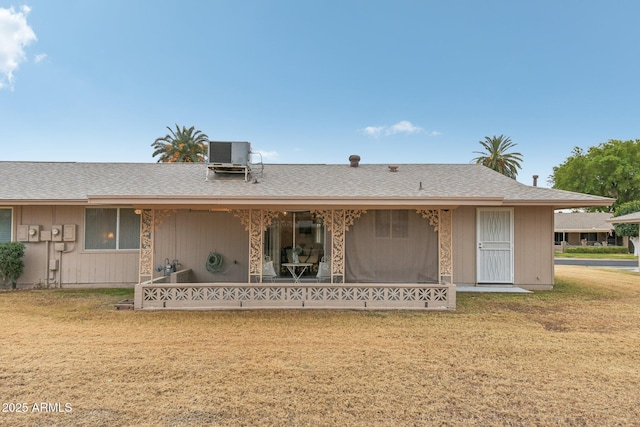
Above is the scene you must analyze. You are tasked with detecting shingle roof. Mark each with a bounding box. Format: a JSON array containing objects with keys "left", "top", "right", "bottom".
[
  {"left": 554, "top": 212, "right": 614, "bottom": 232},
  {"left": 607, "top": 211, "right": 640, "bottom": 224},
  {"left": 0, "top": 161, "right": 613, "bottom": 209}
]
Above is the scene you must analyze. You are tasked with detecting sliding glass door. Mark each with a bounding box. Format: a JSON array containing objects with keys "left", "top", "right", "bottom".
[{"left": 264, "top": 211, "right": 325, "bottom": 278}]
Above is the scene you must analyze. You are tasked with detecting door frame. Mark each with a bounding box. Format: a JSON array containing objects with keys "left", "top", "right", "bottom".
[{"left": 476, "top": 208, "right": 514, "bottom": 284}]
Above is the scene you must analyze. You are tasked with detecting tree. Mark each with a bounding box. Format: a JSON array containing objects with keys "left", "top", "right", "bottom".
[
  {"left": 151, "top": 124, "right": 209, "bottom": 163},
  {"left": 613, "top": 200, "right": 640, "bottom": 256},
  {"left": 551, "top": 139, "right": 640, "bottom": 210},
  {"left": 472, "top": 135, "right": 523, "bottom": 179},
  {"left": 0, "top": 242, "right": 25, "bottom": 289}
]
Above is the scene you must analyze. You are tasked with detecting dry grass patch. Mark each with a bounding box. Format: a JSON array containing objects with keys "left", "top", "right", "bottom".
[{"left": 1, "top": 266, "right": 639, "bottom": 426}]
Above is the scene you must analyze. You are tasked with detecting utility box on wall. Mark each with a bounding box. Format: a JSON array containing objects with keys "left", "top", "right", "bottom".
[
  {"left": 28, "top": 225, "right": 41, "bottom": 242},
  {"left": 16, "top": 225, "right": 29, "bottom": 242},
  {"left": 52, "top": 225, "right": 63, "bottom": 242},
  {"left": 63, "top": 224, "right": 76, "bottom": 242}
]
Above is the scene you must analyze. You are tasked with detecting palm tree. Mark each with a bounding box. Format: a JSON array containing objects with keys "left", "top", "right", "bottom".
[
  {"left": 151, "top": 124, "right": 209, "bottom": 163},
  {"left": 472, "top": 135, "right": 523, "bottom": 179}
]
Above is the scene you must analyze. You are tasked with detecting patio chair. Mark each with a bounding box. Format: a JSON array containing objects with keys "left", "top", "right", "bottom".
[
  {"left": 262, "top": 256, "right": 278, "bottom": 282},
  {"left": 302, "top": 247, "right": 320, "bottom": 265},
  {"left": 316, "top": 257, "right": 331, "bottom": 283}
]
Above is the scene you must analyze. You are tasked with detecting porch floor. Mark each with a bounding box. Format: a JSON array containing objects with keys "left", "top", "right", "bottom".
[
  {"left": 267, "top": 278, "right": 533, "bottom": 293},
  {"left": 456, "top": 286, "right": 532, "bottom": 293}
]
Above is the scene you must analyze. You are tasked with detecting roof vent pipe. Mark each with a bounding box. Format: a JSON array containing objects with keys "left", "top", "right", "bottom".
[
  {"left": 533, "top": 175, "right": 539, "bottom": 187},
  {"left": 349, "top": 155, "right": 361, "bottom": 167}
]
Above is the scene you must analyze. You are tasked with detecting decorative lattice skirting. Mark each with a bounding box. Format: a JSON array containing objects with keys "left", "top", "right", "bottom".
[{"left": 136, "top": 283, "right": 455, "bottom": 310}]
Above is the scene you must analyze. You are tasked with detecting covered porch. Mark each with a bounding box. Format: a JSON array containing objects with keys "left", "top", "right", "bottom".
[{"left": 133, "top": 208, "right": 456, "bottom": 310}]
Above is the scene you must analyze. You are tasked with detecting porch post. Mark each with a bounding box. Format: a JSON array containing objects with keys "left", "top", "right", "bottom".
[
  {"left": 329, "top": 209, "right": 366, "bottom": 284},
  {"left": 331, "top": 210, "right": 345, "bottom": 283},
  {"left": 439, "top": 209, "right": 453, "bottom": 284},
  {"left": 417, "top": 209, "right": 453, "bottom": 284},
  {"left": 138, "top": 209, "right": 154, "bottom": 283},
  {"left": 249, "top": 210, "right": 262, "bottom": 283},
  {"left": 310, "top": 209, "right": 364, "bottom": 284},
  {"left": 135, "top": 209, "right": 154, "bottom": 309},
  {"left": 234, "top": 209, "right": 280, "bottom": 283}
]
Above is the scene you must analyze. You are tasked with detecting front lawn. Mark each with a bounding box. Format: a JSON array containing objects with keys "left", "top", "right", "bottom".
[
  {"left": 1, "top": 266, "right": 639, "bottom": 426},
  {"left": 555, "top": 251, "right": 637, "bottom": 259}
]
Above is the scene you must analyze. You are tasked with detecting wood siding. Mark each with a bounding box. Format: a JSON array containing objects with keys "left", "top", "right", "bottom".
[
  {"left": 453, "top": 206, "right": 555, "bottom": 288},
  {"left": 14, "top": 206, "right": 139, "bottom": 286},
  {"left": 513, "top": 206, "right": 554, "bottom": 289},
  {"left": 153, "top": 211, "right": 249, "bottom": 283},
  {"left": 452, "top": 206, "right": 476, "bottom": 285},
  {"left": 11, "top": 205, "right": 554, "bottom": 289}
]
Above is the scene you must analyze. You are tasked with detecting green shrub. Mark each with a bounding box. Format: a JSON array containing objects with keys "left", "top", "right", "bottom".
[
  {"left": 565, "top": 246, "right": 629, "bottom": 254},
  {"left": 0, "top": 242, "right": 26, "bottom": 289}
]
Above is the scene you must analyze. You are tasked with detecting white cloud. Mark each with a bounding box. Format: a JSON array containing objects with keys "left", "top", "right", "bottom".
[
  {"left": 360, "top": 126, "right": 385, "bottom": 138},
  {"left": 0, "top": 6, "right": 37, "bottom": 90},
  {"left": 386, "top": 120, "right": 422, "bottom": 135},
  {"left": 359, "top": 121, "right": 424, "bottom": 138},
  {"left": 429, "top": 131, "right": 442, "bottom": 137},
  {"left": 34, "top": 53, "right": 47, "bottom": 63}
]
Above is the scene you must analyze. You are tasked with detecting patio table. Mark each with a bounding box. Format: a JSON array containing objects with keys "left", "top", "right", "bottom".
[{"left": 281, "top": 263, "right": 313, "bottom": 283}]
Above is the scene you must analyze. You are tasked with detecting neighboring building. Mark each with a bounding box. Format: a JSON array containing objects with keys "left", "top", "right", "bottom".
[
  {"left": 0, "top": 153, "right": 613, "bottom": 310},
  {"left": 607, "top": 211, "right": 640, "bottom": 260},
  {"left": 554, "top": 212, "right": 622, "bottom": 248}
]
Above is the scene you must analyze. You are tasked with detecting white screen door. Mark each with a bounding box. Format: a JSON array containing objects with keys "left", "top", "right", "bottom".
[{"left": 477, "top": 208, "right": 514, "bottom": 284}]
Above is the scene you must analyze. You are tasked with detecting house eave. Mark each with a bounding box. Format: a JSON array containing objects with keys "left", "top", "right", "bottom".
[
  {"left": 506, "top": 198, "right": 615, "bottom": 210},
  {"left": 86, "top": 195, "right": 507, "bottom": 209},
  {"left": 607, "top": 218, "right": 640, "bottom": 224},
  {"left": 0, "top": 199, "right": 88, "bottom": 206},
  {"left": 2, "top": 196, "right": 615, "bottom": 211},
  {"left": 555, "top": 228, "right": 613, "bottom": 233}
]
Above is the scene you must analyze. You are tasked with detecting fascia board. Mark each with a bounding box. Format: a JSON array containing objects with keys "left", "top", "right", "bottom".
[
  {"left": 607, "top": 218, "right": 640, "bottom": 224},
  {"left": 0, "top": 199, "right": 88, "bottom": 205},
  {"left": 87, "top": 195, "right": 506, "bottom": 207},
  {"left": 506, "top": 199, "right": 615, "bottom": 209},
  {"left": 88, "top": 195, "right": 613, "bottom": 210},
  {"left": 554, "top": 228, "right": 614, "bottom": 232}
]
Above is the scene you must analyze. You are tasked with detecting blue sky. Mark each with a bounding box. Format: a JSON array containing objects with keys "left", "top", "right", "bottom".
[{"left": 1, "top": 1, "right": 639, "bottom": 187}]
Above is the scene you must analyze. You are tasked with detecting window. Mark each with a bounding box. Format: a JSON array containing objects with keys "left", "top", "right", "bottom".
[
  {"left": 85, "top": 208, "right": 140, "bottom": 250},
  {"left": 375, "top": 210, "right": 408, "bottom": 238},
  {"left": 0, "top": 208, "right": 11, "bottom": 243},
  {"left": 579, "top": 232, "right": 597, "bottom": 242}
]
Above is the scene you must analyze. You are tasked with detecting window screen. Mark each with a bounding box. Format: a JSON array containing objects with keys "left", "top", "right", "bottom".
[
  {"left": 0, "top": 209, "right": 11, "bottom": 243},
  {"left": 85, "top": 208, "right": 139, "bottom": 250},
  {"left": 375, "top": 210, "right": 408, "bottom": 239},
  {"left": 119, "top": 208, "right": 141, "bottom": 249}
]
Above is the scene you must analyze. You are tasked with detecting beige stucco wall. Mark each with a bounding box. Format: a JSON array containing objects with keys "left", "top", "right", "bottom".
[{"left": 453, "top": 206, "right": 555, "bottom": 289}]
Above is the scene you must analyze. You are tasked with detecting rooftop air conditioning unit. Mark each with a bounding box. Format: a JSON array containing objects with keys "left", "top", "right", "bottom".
[{"left": 208, "top": 141, "right": 251, "bottom": 166}]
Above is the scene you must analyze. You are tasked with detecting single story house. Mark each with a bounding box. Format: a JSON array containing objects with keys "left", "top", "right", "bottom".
[
  {"left": 608, "top": 211, "right": 640, "bottom": 224},
  {"left": 0, "top": 150, "right": 613, "bottom": 310},
  {"left": 607, "top": 212, "right": 640, "bottom": 267},
  {"left": 554, "top": 212, "right": 623, "bottom": 248}
]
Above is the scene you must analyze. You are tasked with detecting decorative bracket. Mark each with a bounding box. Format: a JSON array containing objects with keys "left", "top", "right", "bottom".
[{"left": 417, "top": 209, "right": 439, "bottom": 232}]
